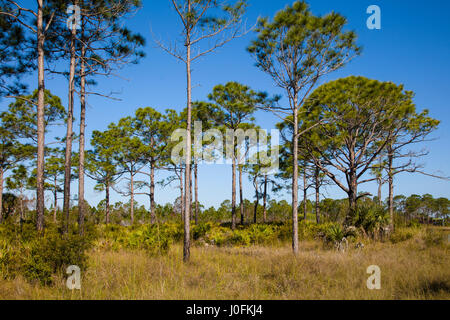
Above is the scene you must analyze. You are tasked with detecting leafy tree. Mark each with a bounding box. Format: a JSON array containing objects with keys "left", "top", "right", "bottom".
[
  {"left": 302, "top": 76, "right": 418, "bottom": 225},
  {"left": 0, "top": 0, "right": 65, "bottom": 232},
  {"left": 247, "top": 1, "right": 360, "bottom": 253},
  {"left": 44, "top": 149, "right": 65, "bottom": 223},
  {"left": 157, "top": 0, "right": 249, "bottom": 262},
  {"left": 207, "top": 82, "right": 270, "bottom": 229},
  {"left": 1, "top": 89, "right": 66, "bottom": 144},
  {"left": 75, "top": 0, "right": 145, "bottom": 233},
  {"left": 109, "top": 117, "right": 148, "bottom": 225},
  {"left": 383, "top": 107, "right": 440, "bottom": 230},
  {"left": 134, "top": 107, "right": 173, "bottom": 224}
]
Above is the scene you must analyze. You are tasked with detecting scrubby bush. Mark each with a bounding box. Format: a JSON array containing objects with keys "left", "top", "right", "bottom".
[
  {"left": 353, "top": 203, "right": 389, "bottom": 238},
  {"left": 22, "top": 231, "right": 92, "bottom": 285},
  {"left": 192, "top": 222, "right": 213, "bottom": 240},
  {"left": 390, "top": 227, "right": 416, "bottom": 243}
]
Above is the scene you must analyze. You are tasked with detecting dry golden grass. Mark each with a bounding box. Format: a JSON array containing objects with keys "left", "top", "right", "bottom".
[{"left": 1, "top": 228, "right": 448, "bottom": 300}]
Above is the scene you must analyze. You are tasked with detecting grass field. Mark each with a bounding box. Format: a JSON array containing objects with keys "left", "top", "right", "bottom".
[{"left": 0, "top": 227, "right": 448, "bottom": 300}]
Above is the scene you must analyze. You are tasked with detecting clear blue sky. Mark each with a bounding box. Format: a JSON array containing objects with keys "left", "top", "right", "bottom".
[{"left": 4, "top": 0, "right": 450, "bottom": 209}]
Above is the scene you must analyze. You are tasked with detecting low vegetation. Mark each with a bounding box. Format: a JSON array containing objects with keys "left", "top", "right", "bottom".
[{"left": 1, "top": 217, "right": 448, "bottom": 299}]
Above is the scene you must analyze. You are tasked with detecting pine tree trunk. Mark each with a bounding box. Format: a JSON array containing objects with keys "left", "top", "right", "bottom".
[
  {"left": 62, "top": 15, "right": 77, "bottom": 234},
  {"left": 315, "top": 167, "right": 320, "bottom": 224},
  {"left": 231, "top": 156, "right": 237, "bottom": 230},
  {"left": 263, "top": 175, "right": 267, "bottom": 224},
  {"left": 194, "top": 163, "right": 199, "bottom": 224},
  {"left": 130, "top": 172, "right": 134, "bottom": 225},
  {"left": 190, "top": 169, "right": 193, "bottom": 221},
  {"left": 36, "top": 0, "right": 46, "bottom": 233},
  {"left": 253, "top": 179, "right": 259, "bottom": 224},
  {"left": 346, "top": 172, "right": 358, "bottom": 226},
  {"left": 53, "top": 176, "right": 57, "bottom": 223},
  {"left": 150, "top": 162, "right": 156, "bottom": 224},
  {"left": 78, "top": 27, "right": 86, "bottom": 235},
  {"left": 105, "top": 182, "right": 110, "bottom": 224},
  {"left": 239, "top": 165, "right": 244, "bottom": 225},
  {"left": 180, "top": 167, "right": 184, "bottom": 223},
  {"left": 388, "top": 149, "right": 394, "bottom": 231},
  {"left": 19, "top": 194, "right": 24, "bottom": 229},
  {"left": 183, "top": 25, "right": 192, "bottom": 262},
  {"left": 292, "top": 106, "right": 299, "bottom": 254},
  {"left": 303, "top": 168, "right": 307, "bottom": 221},
  {"left": 377, "top": 177, "right": 382, "bottom": 206}
]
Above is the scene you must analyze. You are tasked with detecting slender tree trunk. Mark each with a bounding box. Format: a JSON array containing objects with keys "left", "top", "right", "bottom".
[
  {"left": 53, "top": 176, "right": 57, "bottom": 223},
  {"left": 150, "top": 162, "right": 156, "bottom": 224},
  {"left": 105, "top": 182, "right": 110, "bottom": 224},
  {"left": 78, "top": 18, "right": 86, "bottom": 235},
  {"left": 194, "top": 163, "right": 199, "bottom": 224},
  {"left": 130, "top": 172, "right": 134, "bottom": 225},
  {"left": 19, "top": 194, "right": 24, "bottom": 229},
  {"left": 231, "top": 156, "right": 237, "bottom": 230},
  {"left": 36, "top": 0, "right": 46, "bottom": 233},
  {"left": 190, "top": 169, "right": 193, "bottom": 221},
  {"left": 315, "top": 167, "right": 320, "bottom": 224},
  {"left": 0, "top": 167, "right": 3, "bottom": 223},
  {"left": 377, "top": 177, "right": 382, "bottom": 206},
  {"left": 303, "top": 167, "right": 307, "bottom": 221},
  {"left": 253, "top": 179, "right": 259, "bottom": 224},
  {"left": 239, "top": 165, "right": 244, "bottom": 225},
  {"left": 180, "top": 167, "right": 184, "bottom": 222},
  {"left": 62, "top": 17, "right": 77, "bottom": 234},
  {"left": 183, "top": 28, "right": 192, "bottom": 262},
  {"left": 388, "top": 149, "right": 394, "bottom": 232},
  {"left": 292, "top": 106, "right": 299, "bottom": 254},
  {"left": 346, "top": 171, "right": 358, "bottom": 226},
  {"left": 263, "top": 175, "right": 267, "bottom": 223}
]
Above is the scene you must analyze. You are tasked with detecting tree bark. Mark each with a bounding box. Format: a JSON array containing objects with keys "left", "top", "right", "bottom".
[
  {"left": 36, "top": 0, "right": 46, "bottom": 233},
  {"left": 377, "top": 177, "right": 382, "bottom": 206},
  {"left": 303, "top": 167, "right": 307, "bottom": 221},
  {"left": 53, "top": 176, "right": 57, "bottom": 223},
  {"left": 263, "top": 174, "right": 267, "bottom": 224},
  {"left": 180, "top": 167, "right": 184, "bottom": 223},
  {"left": 183, "top": 17, "right": 192, "bottom": 262},
  {"left": 292, "top": 106, "right": 299, "bottom": 254},
  {"left": 78, "top": 16, "right": 86, "bottom": 235},
  {"left": 315, "top": 167, "right": 320, "bottom": 224},
  {"left": 105, "top": 182, "right": 110, "bottom": 224},
  {"left": 239, "top": 165, "right": 244, "bottom": 225},
  {"left": 150, "top": 162, "right": 156, "bottom": 224},
  {"left": 130, "top": 171, "right": 134, "bottom": 225},
  {"left": 346, "top": 171, "right": 358, "bottom": 226},
  {"left": 231, "top": 155, "right": 237, "bottom": 230},
  {"left": 194, "top": 163, "right": 199, "bottom": 224},
  {"left": 387, "top": 147, "right": 394, "bottom": 231},
  {"left": 190, "top": 169, "right": 193, "bottom": 221},
  {"left": 253, "top": 177, "right": 259, "bottom": 224},
  {"left": 62, "top": 14, "right": 77, "bottom": 234}
]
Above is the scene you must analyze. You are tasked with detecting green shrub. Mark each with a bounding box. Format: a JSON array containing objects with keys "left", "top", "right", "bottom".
[
  {"left": 192, "top": 222, "right": 213, "bottom": 240},
  {"left": 390, "top": 228, "right": 415, "bottom": 244},
  {"left": 353, "top": 203, "right": 389, "bottom": 236},
  {"left": 229, "top": 230, "right": 251, "bottom": 247},
  {"left": 204, "top": 226, "right": 231, "bottom": 247},
  {"left": 247, "top": 224, "right": 278, "bottom": 245},
  {"left": 23, "top": 232, "right": 91, "bottom": 285}
]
